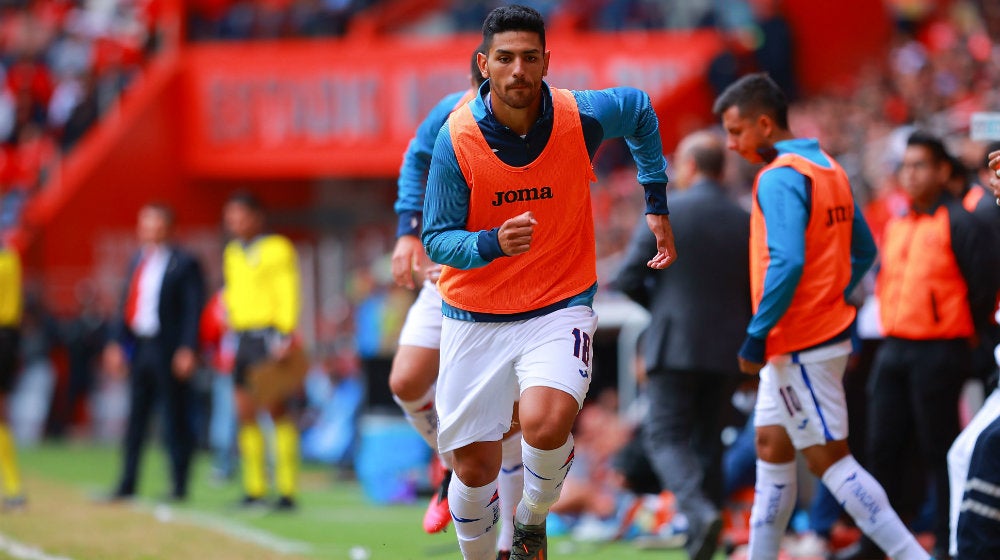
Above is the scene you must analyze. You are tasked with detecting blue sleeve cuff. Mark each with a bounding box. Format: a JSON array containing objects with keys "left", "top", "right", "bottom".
[
  {"left": 397, "top": 211, "right": 422, "bottom": 238},
  {"left": 643, "top": 182, "right": 669, "bottom": 215},
  {"left": 477, "top": 228, "right": 506, "bottom": 261},
  {"left": 738, "top": 334, "right": 766, "bottom": 364}
]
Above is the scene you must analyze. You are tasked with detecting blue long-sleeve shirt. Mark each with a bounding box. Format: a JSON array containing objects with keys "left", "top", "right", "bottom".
[
  {"left": 394, "top": 89, "right": 470, "bottom": 239},
  {"left": 740, "top": 138, "right": 877, "bottom": 362},
  {"left": 422, "top": 81, "right": 669, "bottom": 321}
]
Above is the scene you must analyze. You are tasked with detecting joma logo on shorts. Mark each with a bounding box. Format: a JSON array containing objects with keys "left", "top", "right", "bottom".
[{"left": 492, "top": 187, "right": 554, "bottom": 206}]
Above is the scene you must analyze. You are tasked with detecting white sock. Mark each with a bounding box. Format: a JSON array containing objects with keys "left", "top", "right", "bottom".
[
  {"left": 516, "top": 435, "right": 574, "bottom": 527},
  {"left": 497, "top": 432, "right": 524, "bottom": 552},
  {"left": 393, "top": 386, "right": 439, "bottom": 452},
  {"left": 449, "top": 475, "right": 500, "bottom": 560},
  {"left": 822, "top": 455, "right": 929, "bottom": 560},
  {"left": 748, "top": 460, "right": 797, "bottom": 560}
]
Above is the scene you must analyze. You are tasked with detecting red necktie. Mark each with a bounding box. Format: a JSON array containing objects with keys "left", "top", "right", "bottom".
[{"left": 123, "top": 253, "right": 149, "bottom": 326}]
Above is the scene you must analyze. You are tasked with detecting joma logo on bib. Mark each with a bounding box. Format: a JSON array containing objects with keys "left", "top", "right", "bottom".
[{"left": 492, "top": 187, "right": 554, "bottom": 206}]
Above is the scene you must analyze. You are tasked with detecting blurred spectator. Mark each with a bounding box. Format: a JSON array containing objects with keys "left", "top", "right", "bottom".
[
  {"left": 222, "top": 191, "right": 303, "bottom": 511},
  {"left": 9, "top": 290, "right": 58, "bottom": 447},
  {"left": 860, "top": 131, "right": 995, "bottom": 560},
  {"left": 613, "top": 129, "right": 749, "bottom": 560},
  {"left": 102, "top": 203, "right": 206, "bottom": 503},
  {"left": 199, "top": 287, "right": 238, "bottom": 482},
  {"left": 0, "top": 238, "right": 24, "bottom": 510},
  {"left": 51, "top": 280, "right": 108, "bottom": 440}
]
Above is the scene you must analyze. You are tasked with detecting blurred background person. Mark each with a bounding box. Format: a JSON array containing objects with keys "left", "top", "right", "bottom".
[
  {"left": 222, "top": 191, "right": 302, "bottom": 511},
  {"left": 0, "top": 237, "right": 24, "bottom": 510},
  {"left": 613, "top": 128, "right": 750, "bottom": 560},
  {"left": 856, "top": 131, "right": 995, "bottom": 560},
  {"left": 102, "top": 203, "right": 206, "bottom": 503}
]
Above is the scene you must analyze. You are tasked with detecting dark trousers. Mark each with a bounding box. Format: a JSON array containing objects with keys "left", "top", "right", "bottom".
[
  {"left": 957, "top": 414, "right": 1000, "bottom": 560},
  {"left": 642, "top": 369, "right": 740, "bottom": 517},
  {"left": 867, "top": 337, "right": 970, "bottom": 554},
  {"left": 117, "top": 338, "right": 195, "bottom": 498}
]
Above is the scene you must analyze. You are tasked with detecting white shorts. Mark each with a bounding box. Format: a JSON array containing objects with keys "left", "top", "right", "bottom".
[
  {"left": 397, "top": 281, "right": 443, "bottom": 349},
  {"left": 754, "top": 339, "right": 852, "bottom": 449},
  {"left": 436, "top": 305, "right": 597, "bottom": 454}
]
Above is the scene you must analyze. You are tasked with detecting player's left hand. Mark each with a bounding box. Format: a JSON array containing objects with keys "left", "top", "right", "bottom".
[
  {"left": 738, "top": 356, "right": 764, "bottom": 375},
  {"left": 645, "top": 214, "right": 677, "bottom": 269},
  {"left": 391, "top": 235, "right": 429, "bottom": 290}
]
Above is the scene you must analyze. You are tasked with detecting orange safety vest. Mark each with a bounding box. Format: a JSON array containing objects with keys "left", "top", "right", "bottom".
[
  {"left": 437, "top": 88, "right": 597, "bottom": 314},
  {"left": 877, "top": 204, "right": 974, "bottom": 340},
  {"left": 750, "top": 152, "right": 857, "bottom": 357}
]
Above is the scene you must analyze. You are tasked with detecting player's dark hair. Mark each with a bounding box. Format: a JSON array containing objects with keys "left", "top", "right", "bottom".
[
  {"left": 482, "top": 5, "right": 545, "bottom": 51},
  {"left": 906, "top": 130, "right": 951, "bottom": 164},
  {"left": 712, "top": 72, "right": 789, "bottom": 130},
  {"left": 471, "top": 41, "right": 487, "bottom": 87}
]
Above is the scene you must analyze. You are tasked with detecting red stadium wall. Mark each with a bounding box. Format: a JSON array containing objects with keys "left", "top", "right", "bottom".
[
  {"left": 180, "top": 31, "right": 726, "bottom": 178},
  {"left": 784, "top": 0, "right": 895, "bottom": 95}
]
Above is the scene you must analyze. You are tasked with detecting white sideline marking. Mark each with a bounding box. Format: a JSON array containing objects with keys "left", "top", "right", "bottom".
[
  {"left": 0, "top": 532, "right": 76, "bottom": 560},
  {"left": 157, "top": 507, "right": 313, "bottom": 556}
]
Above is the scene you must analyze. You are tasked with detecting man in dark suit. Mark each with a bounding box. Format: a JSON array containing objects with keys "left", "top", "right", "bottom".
[
  {"left": 103, "top": 203, "right": 205, "bottom": 502},
  {"left": 614, "top": 129, "right": 750, "bottom": 560}
]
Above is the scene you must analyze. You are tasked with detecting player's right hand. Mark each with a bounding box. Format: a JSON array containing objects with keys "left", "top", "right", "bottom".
[
  {"left": 391, "top": 235, "right": 430, "bottom": 289},
  {"left": 499, "top": 211, "right": 537, "bottom": 256}
]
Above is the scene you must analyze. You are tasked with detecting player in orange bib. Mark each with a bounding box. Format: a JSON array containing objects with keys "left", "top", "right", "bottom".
[
  {"left": 421, "top": 6, "right": 676, "bottom": 560},
  {"left": 714, "top": 73, "right": 930, "bottom": 560}
]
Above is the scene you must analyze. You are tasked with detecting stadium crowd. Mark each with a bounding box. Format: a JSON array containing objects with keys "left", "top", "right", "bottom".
[
  {"left": 0, "top": 1, "right": 998, "bottom": 559},
  {"left": 0, "top": 0, "right": 160, "bottom": 231}
]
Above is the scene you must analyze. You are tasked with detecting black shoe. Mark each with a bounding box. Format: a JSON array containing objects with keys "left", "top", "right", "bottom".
[
  {"left": 273, "top": 496, "right": 297, "bottom": 512},
  {"left": 833, "top": 537, "right": 884, "bottom": 560},
  {"left": 510, "top": 521, "right": 546, "bottom": 560},
  {"left": 686, "top": 514, "right": 722, "bottom": 560},
  {"left": 237, "top": 495, "right": 268, "bottom": 510},
  {"left": 497, "top": 551, "right": 511, "bottom": 560}
]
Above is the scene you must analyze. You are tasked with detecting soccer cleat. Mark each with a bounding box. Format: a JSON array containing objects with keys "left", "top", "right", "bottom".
[
  {"left": 510, "top": 521, "right": 547, "bottom": 560},
  {"left": 423, "top": 469, "right": 452, "bottom": 533},
  {"left": 497, "top": 551, "right": 511, "bottom": 560}
]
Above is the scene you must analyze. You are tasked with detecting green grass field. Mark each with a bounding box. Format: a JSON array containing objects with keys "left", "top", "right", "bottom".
[{"left": 0, "top": 444, "right": 704, "bottom": 560}]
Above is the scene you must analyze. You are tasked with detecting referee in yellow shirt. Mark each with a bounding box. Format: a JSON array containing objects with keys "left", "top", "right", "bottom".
[
  {"left": 222, "top": 192, "right": 302, "bottom": 511},
  {"left": 0, "top": 241, "right": 24, "bottom": 511}
]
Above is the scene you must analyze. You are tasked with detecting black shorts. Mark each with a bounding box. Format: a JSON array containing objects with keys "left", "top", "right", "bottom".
[
  {"left": 233, "top": 331, "right": 270, "bottom": 388},
  {"left": 0, "top": 327, "right": 21, "bottom": 395}
]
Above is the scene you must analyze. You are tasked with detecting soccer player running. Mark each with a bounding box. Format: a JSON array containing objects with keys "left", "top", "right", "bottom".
[
  {"left": 389, "top": 44, "right": 527, "bottom": 556},
  {"left": 714, "top": 72, "right": 930, "bottom": 560},
  {"left": 422, "top": 5, "right": 676, "bottom": 559}
]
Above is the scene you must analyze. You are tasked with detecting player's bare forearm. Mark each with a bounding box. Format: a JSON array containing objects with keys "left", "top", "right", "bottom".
[{"left": 645, "top": 213, "right": 677, "bottom": 269}]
